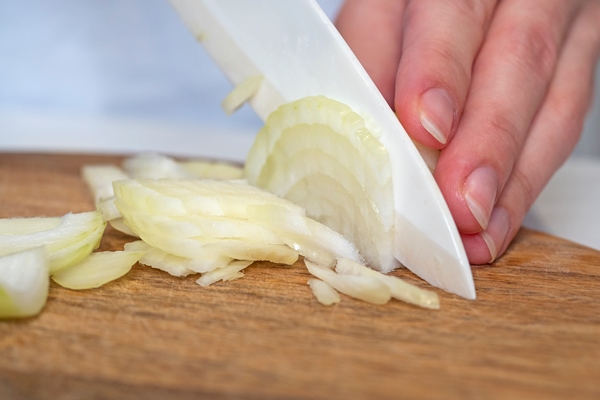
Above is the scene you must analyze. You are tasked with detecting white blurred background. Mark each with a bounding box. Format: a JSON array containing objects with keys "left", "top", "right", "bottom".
[{"left": 1, "top": 0, "right": 599, "bottom": 250}]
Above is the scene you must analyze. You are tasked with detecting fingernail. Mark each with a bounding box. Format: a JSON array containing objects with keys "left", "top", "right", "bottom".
[
  {"left": 480, "top": 207, "right": 510, "bottom": 263},
  {"left": 418, "top": 88, "right": 455, "bottom": 144},
  {"left": 464, "top": 166, "right": 498, "bottom": 230}
]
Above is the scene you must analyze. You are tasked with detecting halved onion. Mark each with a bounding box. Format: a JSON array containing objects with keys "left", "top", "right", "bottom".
[
  {"left": 51, "top": 250, "right": 144, "bottom": 290},
  {"left": 244, "top": 96, "right": 398, "bottom": 273},
  {"left": 0, "top": 247, "right": 49, "bottom": 319}
]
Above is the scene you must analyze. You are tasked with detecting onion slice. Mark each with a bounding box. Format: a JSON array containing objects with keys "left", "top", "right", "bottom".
[
  {"left": 307, "top": 278, "right": 340, "bottom": 306},
  {"left": 305, "top": 261, "right": 391, "bottom": 305},
  {"left": 221, "top": 75, "right": 264, "bottom": 116},
  {"left": 0, "top": 247, "right": 49, "bottom": 319},
  {"left": 196, "top": 260, "right": 253, "bottom": 287},
  {"left": 51, "top": 250, "right": 144, "bottom": 290},
  {"left": 335, "top": 258, "right": 440, "bottom": 309},
  {"left": 0, "top": 211, "right": 106, "bottom": 274}
]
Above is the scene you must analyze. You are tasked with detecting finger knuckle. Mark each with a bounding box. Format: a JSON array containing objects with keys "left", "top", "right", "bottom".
[
  {"left": 502, "top": 22, "right": 559, "bottom": 82},
  {"left": 485, "top": 110, "right": 523, "bottom": 156}
]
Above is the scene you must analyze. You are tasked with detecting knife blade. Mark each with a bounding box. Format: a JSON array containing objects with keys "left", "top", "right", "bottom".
[{"left": 169, "top": 0, "right": 476, "bottom": 299}]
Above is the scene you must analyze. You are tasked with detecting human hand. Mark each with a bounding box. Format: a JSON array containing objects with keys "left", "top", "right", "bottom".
[{"left": 336, "top": 0, "right": 600, "bottom": 264}]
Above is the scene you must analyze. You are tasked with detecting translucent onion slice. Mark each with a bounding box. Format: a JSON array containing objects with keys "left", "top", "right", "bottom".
[
  {"left": 221, "top": 75, "right": 264, "bottom": 116},
  {"left": 0, "top": 211, "right": 106, "bottom": 274},
  {"left": 82, "top": 165, "right": 129, "bottom": 203},
  {"left": 51, "top": 250, "right": 144, "bottom": 290},
  {"left": 244, "top": 95, "right": 398, "bottom": 273},
  {"left": 307, "top": 278, "right": 340, "bottom": 306},
  {"left": 196, "top": 260, "right": 253, "bottom": 287},
  {"left": 0, "top": 247, "right": 49, "bottom": 319},
  {"left": 124, "top": 240, "right": 221, "bottom": 276},
  {"left": 0, "top": 217, "right": 61, "bottom": 236},
  {"left": 305, "top": 261, "right": 391, "bottom": 305},
  {"left": 335, "top": 258, "right": 440, "bottom": 310},
  {"left": 247, "top": 204, "right": 362, "bottom": 267}
]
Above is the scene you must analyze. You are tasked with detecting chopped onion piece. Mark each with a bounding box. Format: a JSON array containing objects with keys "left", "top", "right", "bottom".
[
  {"left": 196, "top": 260, "right": 253, "bottom": 287},
  {"left": 0, "top": 217, "right": 61, "bottom": 236},
  {"left": 0, "top": 211, "right": 106, "bottom": 274},
  {"left": 307, "top": 278, "right": 340, "bottom": 306},
  {"left": 221, "top": 75, "right": 264, "bottom": 116},
  {"left": 124, "top": 240, "right": 205, "bottom": 276},
  {"left": 305, "top": 261, "right": 390, "bottom": 305},
  {"left": 0, "top": 247, "right": 49, "bottom": 319},
  {"left": 247, "top": 203, "right": 362, "bottom": 267},
  {"left": 335, "top": 258, "right": 440, "bottom": 309},
  {"left": 51, "top": 250, "right": 144, "bottom": 290},
  {"left": 82, "top": 165, "right": 129, "bottom": 202}
]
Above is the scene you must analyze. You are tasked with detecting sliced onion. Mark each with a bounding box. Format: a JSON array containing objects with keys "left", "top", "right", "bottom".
[
  {"left": 196, "top": 260, "right": 253, "bottom": 287},
  {"left": 247, "top": 203, "right": 362, "bottom": 267},
  {"left": 51, "top": 250, "right": 144, "bottom": 290},
  {"left": 82, "top": 165, "right": 128, "bottom": 203},
  {"left": 244, "top": 96, "right": 398, "bottom": 273},
  {"left": 305, "top": 261, "right": 391, "bottom": 305},
  {"left": 221, "top": 75, "right": 264, "bottom": 116},
  {"left": 0, "top": 247, "right": 49, "bottom": 319},
  {"left": 307, "top": 278, "right": 340, "bottom": 306},
  {"left": 124, "top": 240, "right": 216, "bottom": 276},
  {"left": 335, "top": 258, "right": 440, "bottom": 309},
  {"left": 0, "top": 211, "right": 106, "bottom": 274}
]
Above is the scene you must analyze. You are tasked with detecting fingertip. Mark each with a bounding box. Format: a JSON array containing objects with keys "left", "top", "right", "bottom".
[
  {"left": 418, "top": 87, "right": 456, "bottom": 145},
  {"left": 462, "top": 207, "right": 511, "bottom": 264}
]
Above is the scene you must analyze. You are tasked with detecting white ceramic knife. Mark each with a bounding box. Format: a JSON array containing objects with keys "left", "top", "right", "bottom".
[{"left": 169, "top": 0, "right": 476, "bottom": 299}]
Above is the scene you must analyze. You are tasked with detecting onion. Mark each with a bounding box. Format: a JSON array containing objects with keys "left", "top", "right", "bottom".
[
  {"left": 307, "top": 278, "right": 340, "bottom": 306},
  {"left": 221, "top": 75, "right": 264, "bottom": 116},
  {"left": 335, "top": 258, "right": 440, "bottom": 309},
  {"left": 305, "top": 261, "right": 391, "bottom": 305},
  {"left": 0, "top": 247, "right": 49, "bottom": 319},
  {"left": 196, "top": 260, "right": 253, "bottom": 287},
  {"left": 0, "top": 211, "right": 106, "bottom": 274},
  {"left": 124, "top": 240, "right": 229, "bottom": 276},
  {"left": 51, "top": 250, "right": 144, "bottom": 290},
  {"left": 244, "top": 96, "right": 398, "bottom": 273}
]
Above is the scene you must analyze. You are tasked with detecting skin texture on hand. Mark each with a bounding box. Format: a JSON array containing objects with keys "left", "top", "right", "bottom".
[{"left": 336, "top": 0, "right": 600, "bottom": 264}]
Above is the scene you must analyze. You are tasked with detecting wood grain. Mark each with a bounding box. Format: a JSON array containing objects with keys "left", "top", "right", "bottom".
[{"left": 1, "top": 153, "right": 599, "bottom": 400}]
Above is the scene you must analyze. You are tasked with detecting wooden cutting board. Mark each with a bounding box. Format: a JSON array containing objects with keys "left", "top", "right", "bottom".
[{"left": 1, "top": 153, "right": 599, "bottom": 400}]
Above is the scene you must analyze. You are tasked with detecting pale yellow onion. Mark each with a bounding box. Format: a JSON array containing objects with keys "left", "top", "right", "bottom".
[
  {"left": 0, "top": 247, "right": 49, "bottom": 319},
  {"left": 335, "top": 258, "right": 440, "bottom": 310},
  {"left": 0, "top": 211, "right": 106, "bottom": 274},
  {"left": 51, "top": 250, "right": 144, "bottom": 290},
  {"left": 307, "top": 278, "right": 340, "bottom": 306},
  {"left": 305, "top": 261, "right": 391, "bottom": 305},
  {"left": 81, "top": 164, "right": 129, "bottom": 203},
  {"left": 196, "top": 260, "right": 253, "bottom": 287},
  {"left": 221, "top": 75, "right": 264, "bottom": 116},
  {"left": 247, "top": 203, "right": 362, "bottom": 267},
  {"left": 125, "top": 240, "right": 217, "bottom": 276},
  {"left": 244, "top": 96, "right": 398, "bottom": 273}
]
